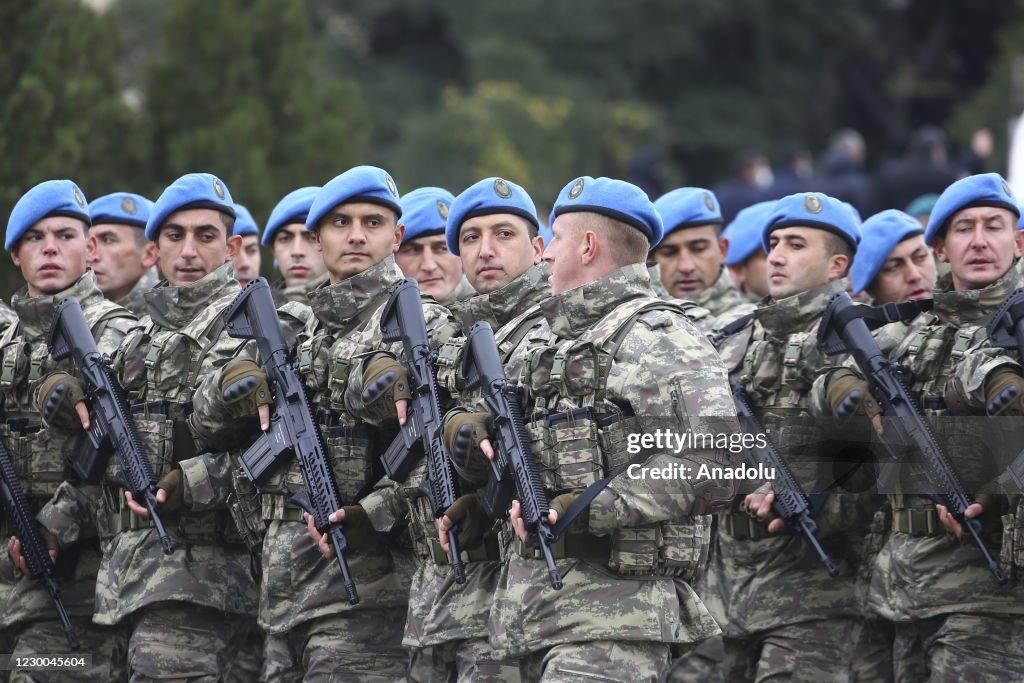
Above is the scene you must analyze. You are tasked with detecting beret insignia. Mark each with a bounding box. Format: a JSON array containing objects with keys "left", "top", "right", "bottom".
[
  {"left": 72, "top": 186, "right": 85, "bottom": 209},
  {"left": 437, "top": 200, "right": 449, "bottom": 220},
  {"left": 122, "top": 197, "right": 137, "bottom": 215},
  {"left": 493, "top": 178, "right": 512, "bottom": 199},
  {"left": 703, "top": 192, "right": 715, "bottom": 212},
  {"left": 804, "top": 195, "right": 823, "bottom": 214},
  {"left": 213, "top": 178, "right": 225, "bottom": 199},
  {"left": 568, "top": 178, "right": 585, "bottom": 200},
  {"left": 386, "top": 175, "right": 399, "bottom": 198}
]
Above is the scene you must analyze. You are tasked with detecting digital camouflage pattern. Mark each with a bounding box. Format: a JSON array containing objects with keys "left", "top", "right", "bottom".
[
  {"left": 115, "top": 265, "right": 159, "bottom": 318},
  {"left": 0, "top": 299, "right": 16, "bottom": 333},
  {"left": 0, "top": 270, "right": 134, "bottom": 680},
  {"left": 488, "top": 263, "right": 735, "bottom": 664},
  {"left": 441, "top": 274, "right": 477, "bottom": 306},
  {"left": 689, "top": 268, "right": 756, "bottom": 326},
  {"left": 646, "top": 262, "right": 719, "bottom": 334},
  {"left": 270, "top": 271, "right": 329, "bottom": 308}
]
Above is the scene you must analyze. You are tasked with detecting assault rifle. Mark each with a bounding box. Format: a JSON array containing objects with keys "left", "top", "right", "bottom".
[
  {"left": 463, "top": 321, "right": 562, "bottom": 589},
  {"left": 48, "top": 297, "right": 175, "bottom": 555},
  {"left": 379, "top": 279, "right": 465, "bottom": 584},
  {"left": 820, "top": 291, "right": 1006, "bottom": 584},
  {"left": 0, "top": 438, "right": 79, "bottom": 649},
  {"left": 223, "top": 277, "right": 359, "bottom": 604}
]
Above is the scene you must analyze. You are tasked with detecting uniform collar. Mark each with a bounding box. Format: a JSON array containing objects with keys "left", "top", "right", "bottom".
[
  {"left": 932, "top": 258, "right": 1024, "bottom": 327},
  {"left": 540, "top": 262, "right": 653, "bottom": 339},
  {"left": 144, "top": 261, "right": 240, "bottom": 329},
  {"left": 450, "top": 263, "right": 551, "bottom": 331},
  {"left": 689, "top": 267, "right": 745, "bottom": 316},
  {"left": 755, "top": 278, "right": 847, "bottom": 337},
  {"left": 12, "top": 269, "right": 108, "bottom": 341},
  {"left": 307, "top": 255, "right": 404, "bottom": 331}
]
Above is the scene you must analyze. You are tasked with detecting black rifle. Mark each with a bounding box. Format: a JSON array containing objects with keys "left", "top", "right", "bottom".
[
  {"left": 48, "top": 297, "right": 175, "bottom": 555},
  {"left": 985, "top": 287, "right": 1024, "bottom": 493},
  {"left": 731, "top": 382, "right": 840, "bottom": 577},
  {"left": 379, "top": 279, "right": 465, "bottom": 584},
  {"left": 463, "top": 322, "right": 562, "bottom": 589},
  {"left": 0, "top": 439, "right": 79, "bottom": 649},
  {"left": 223, "top": 277, "right": 358, "bottom": 604},
  {"left": 820, "top": 291, "right": 1007, "bottom": 584}
]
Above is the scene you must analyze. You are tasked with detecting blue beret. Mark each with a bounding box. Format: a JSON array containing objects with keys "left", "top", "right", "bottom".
[
  {"left": 722, "top": 201, "right": 774, "bottom": 266},
  {"left": 905, "top": 194, "right": 939, "bottom": 219},
  {"left": 306, "top": 166, "right": 401, "bottom": 232},
  {"left": 400, "top": 187, "right": 456, "bottom": 244},
  {"left": 654, "top": 187, "right": 723, "bottom": 239},
  {"left": 761, "top": 192, "right": 861, "bottom": 252},
  {"left": 145, "top": 173, "right": 235, "bottom": 241},
  {"left": 232, "top": 203, "right": 259, "bottom": 237},
  {"left": 262, "top": 186, "right": 319, "bottom": 246},
  {"left": 89, "top": 192, "right": 152, "bottom": 230},
  {"left": 925, "top": 173, "right": 1020, "bottom": 245},
  {"left": 849, "top": 210, "right": 924, "bottom": 294},
  {"left": 445, "top": 177, "right": 539, "bottom": 255},
  {"left": 553, "top": 176, "right": 663, "bottom": 246},
  {"left": 1019, "top": 205, "right": 1024, "bottom": 231},
  {"left": 6, "top": 179, "right": 90, "bottom": 251}
]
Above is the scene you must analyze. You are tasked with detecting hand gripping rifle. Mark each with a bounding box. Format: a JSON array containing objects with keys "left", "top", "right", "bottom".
[
  {"left": 223, "top": 277, "right": 358, "bottom": 604},
  {"left": 48, "top": 297, "right": 175, "bottom": 555},
  {"left": 0, "top": 439, "right": 79, "bottom": 649},
  {"left": 819, "top": 291, "right": 1006, "bottom": 584},
  {"left": 731, "top": 382, "right": 840, "bottom": 577},
  {"left": 378, "top": 279, "right": 465, "bottom": 584},
  {"left": 462, "top": 321, "right": 563, "bottom": 589}
]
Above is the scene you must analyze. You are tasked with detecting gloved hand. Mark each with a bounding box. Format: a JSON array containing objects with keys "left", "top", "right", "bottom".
[
  {"left": 360, "top": 355, "right": 411, "bottom": 423},
  {"left": 37, "top": 372, "right": 86, "bottom": 429},
  {"left": 442, "top": 493, "right": 489, "bottom": 549},
  {"left": 984, "top": 370, "right": 1024, "bottom": 416},
  {"left": 306, "top": 504, "right": 377, "bottom": 557},
  {"left": 156, "top": 469, "right": 185, "bottom": 513},
  {"left": 442, "top": 410, "right": 493, "bottom": 486},
  {"left": 220, "top": 360, "right": 271, "bottom": 418},
  {"left": 827, "top": 374, "right": 881, "bottom": 418}
]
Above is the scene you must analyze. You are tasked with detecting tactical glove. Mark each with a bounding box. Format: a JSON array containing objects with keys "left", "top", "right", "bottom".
[
  {"left": 220, "top": 360, "right": 271, "bottom": 418},
  {"left": 442, "top": 410, "right": 493, "bottom": 486},
  {"left": 156, "top": 469, "right": 185, "bottom": 513},
  {"left": 335, "top": 505, "right": 376, "bottom": 551},
  {"left": 359, "top": 354, "right": 411, "bottom": 422},
  {"left": 37, "top": 372, "right": 86, "bottom": 430},
  {"left": 827, "top": 373, "right": 881, "bottom": 418},
  {"left": 443, "top": 493, "right": 489, "bottom": 549},
  {"left": 984, "top": 370, "right": 1024, "bottom": 416}
]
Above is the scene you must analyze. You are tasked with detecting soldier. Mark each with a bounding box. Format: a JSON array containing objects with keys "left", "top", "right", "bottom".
[
  {"left": 86, "top": 192, "right": 159, "bottom": 317},
  {"left": 1, "top": 179, "right": 134, "bottom": 680},
  {"left": 650, "top": 187, "right": 753, "bottom": 325},
  {"left": 35, "top": 173, "right": 262, "bottom": 681},
  {"left": 395, "top": 187, "right": 476, "bottom": 305},
  {"left": 707, "top": 192, "right": 872, "bottom": 682},
  {"left": 721, "top": 201, "right": 773, "bottom": 303},
  {"left": 262, "top": 186, "right": 328, "bottom": 305},
  {"left": 480, "top": 176, "right": 736, "bottom": 682},
  {"left": 863, "top": 174, "right": 1024, "bottom": 681},
  {"left": 195, "top": 166, "right": 457, "bottom": 680},
  {"left": 405, "top": 176, "right": 547, "bottom": 682},
  {"left": 231, "top": 203, "right": 262, "bottom": 287}
]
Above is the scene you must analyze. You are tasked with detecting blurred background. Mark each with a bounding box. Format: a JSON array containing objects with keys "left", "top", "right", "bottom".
[{"left": 2, "top": 0, "right": 1022, "bottom": 295}]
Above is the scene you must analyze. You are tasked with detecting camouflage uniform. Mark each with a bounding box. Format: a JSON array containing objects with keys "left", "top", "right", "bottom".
[
  {"left": 489, "top": 263, "right": 736, "bottom": 683},
  {"left": 406, "top": 264, "right": 552, "bottom": 683},
  {"left": 865, "top": 259, "right": 1024, "bottom": 682},
  {"left": 441, "top": 274, "right": 478, "bottom": 306},
  {"left": 38, "top": 262, "right": 261, "bottom": 683},
  {"left": 647, "top": 263, "right": 728, "bottom": 335},
  {"left": 0, "top": 271, "right": 133, "bottom": 682},
  {"left": 270, "top": 272, "right": 328, "bottom": 307},
  {"left": 116, "top": 266, "right": 159, "bottom": 318},
  {"left": 0, "top": 299, "right": 16, "bottom": 333},
  {"left": 706, "top": 278, "right": 873, "bottom": 683},
  {"left": 689, "top": 268, "right": 756, "bottom": 326}
]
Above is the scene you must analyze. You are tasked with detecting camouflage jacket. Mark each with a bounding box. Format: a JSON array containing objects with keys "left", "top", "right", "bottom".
[
  {"left": 116, "top": 265, "right": 159, "bottom": 318},
  {"left": 0, "top": 298, "right": 16, "bottom": 334},
  {"left": 705, "top": 278, "right": 871, "bottom": 636},
  {"left": 441, "top": 274, "right": 477, "bottom": 306},
  {"left": 0, "top": 271, "right": 135, "bottom": 628},
  {"left": 404, "top": 263, "right": 551, "bottom": 649},
  {"left": 488, "top": 262, "right": 735, "bottom": 656},
  {"left": 647, "top": 262, "right": 718, "bottom": 334},
  {"left": 270, "top": 272, "right": 328, "bottom": 307},
  {"left": 691, "top": 268, "right": 755, "bottom": 325},
  {"left": 867, "top": 259, "right": 1024, "bottom": 621}
]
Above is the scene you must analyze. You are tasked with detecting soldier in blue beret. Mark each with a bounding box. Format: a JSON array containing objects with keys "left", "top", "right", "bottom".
[
  {"left": 395, "top": 187, "right": 474, "bottom": 304},
  {"left": 86, "top": 191, "right": 158, "bottom": 316},
  {"left": 851, "top": 209, "right": 936, "bottom": 305},
  {"left": 231, "top": 203, "right": 261, "bottom": 287},
  {"left": 722, "top": 201, "right": 772, "bottom": 301},
  {"left": 651, "top": 187, "right": 753, "bottom": 322},
  {"left": 2, "top": 179, "right": 136, "bottom": 678},
  {"left": 263, "top": 186, "right": 326, "bottom": 305}
]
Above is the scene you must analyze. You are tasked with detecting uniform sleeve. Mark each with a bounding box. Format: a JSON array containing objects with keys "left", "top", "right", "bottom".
[
  {"left": 35, "top": 481, "right": 101, "bottom": 547},
  {"left": 180, "top": 451, "right": 237, "bottom": 512}
]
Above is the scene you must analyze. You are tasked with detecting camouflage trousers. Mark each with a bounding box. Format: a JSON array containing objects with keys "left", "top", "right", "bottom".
[
  {"left": 519, "top": 640, "right": 670, "bottom": 683},
  {"left": 7, "top": 617, "right": 127, "bottom": 683},
  {"left": 664, "top": 635, "right": 724, "bottom": 683},
  {"left": 408, "top": 638, "right": 523, "bottom": 683},
  {"left": 722, "top": 617, "right": 860, "bottom": 683},
  {"left": 261, "top": 607, "right": 407, "bottom": 682},
  {"left": 850, "top": 617, "right": 894, "bottom": 683},
  {"left": 893, "top": 613, "right": 1024, "bottom": 683},
  {"left": 126, "top": 602, "right": 261, "bottom": 682}
]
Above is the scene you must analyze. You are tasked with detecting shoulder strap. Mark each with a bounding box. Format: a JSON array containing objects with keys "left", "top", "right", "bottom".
[{"left": 710, "top": 312, "right": 755, "bottom": 347}]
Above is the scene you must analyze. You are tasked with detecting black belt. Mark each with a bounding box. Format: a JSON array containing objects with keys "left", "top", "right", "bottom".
[{"left": 130, "top": 399, "right": 193, "bottom": 418}]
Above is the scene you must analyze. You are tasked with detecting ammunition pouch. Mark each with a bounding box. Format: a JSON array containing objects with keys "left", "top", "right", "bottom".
[
  {"left": 1001, "top": 497, "right": 1024, "bottom": 579},
  {"left": 227, "top": 467, "right": 266, "bottom": 551},
  {"left": 0, "top": 418, "right": 77, "bottom": 498},
  {"left": 719, "top": 510, "right": 772, "bottom": 540}
]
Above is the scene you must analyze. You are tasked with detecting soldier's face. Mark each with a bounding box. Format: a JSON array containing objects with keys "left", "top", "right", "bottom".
[
  {"left": 315, "top": 202, "right": 403, "bottom": 283},
  {"left": 155, "top": 208, "right": 240, "bottom": 286},
  {"left": 766, "top": 227, "right": 840, "bottom": 299},
  {"left": 865, "top": 234, "right": 936, "bottom": 304},
  {"left": 545, "top": 215, "right": 589, "bottom": 295},
  {"left": 87, "top": 223, "right": 156, "bottom": 303},
  {"left": 458, "top": 213, "right": 543, "bottom": 294},
  {"left": 396, "top": 233, "right": 463, "bottom": 300},
  {"left": 232, "top": 234, "right": 262, "bottom": 287},
  {"left": 933, "top": 206, "right": 1023, "bottom": 291},
  {"left": 11, "top": 216, "right": 89, "bottom": 297},
  {"left": 650, "top": 225, "right": 726, "bottom": 297},
  {"left": 270, "top": 223, "right": 325, "bottom": 288},
  {"left": 728, "top": 250, "right": 769, "bottom": 299}
]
